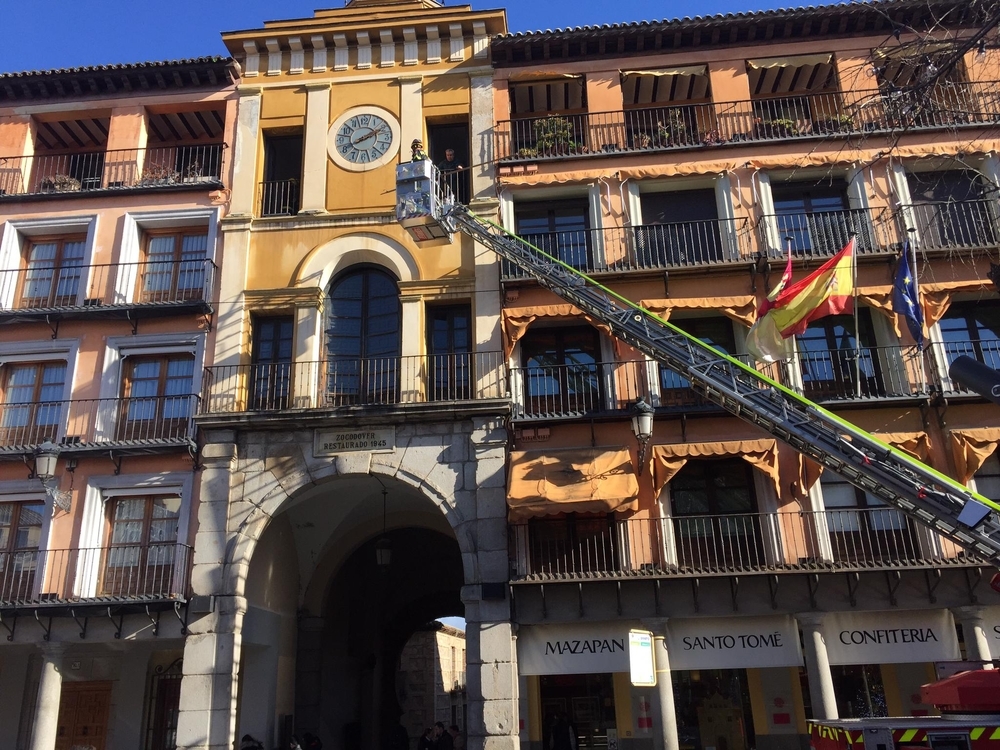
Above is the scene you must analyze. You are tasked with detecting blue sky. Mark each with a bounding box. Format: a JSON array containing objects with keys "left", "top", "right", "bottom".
[{"left": 0, "top": 0, "right": 800, "bottom": 73}]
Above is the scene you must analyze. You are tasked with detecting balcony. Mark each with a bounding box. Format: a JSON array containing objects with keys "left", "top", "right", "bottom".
[
  {"left": 200, "top": 352, "right": 508, "bottom": 416},
  {"left": 0, "top": 395, "right": 199, "bottom": 457},
  {"left": 0, "top": 543, "right": 191, "bottom": 616},
  {"left": 898, "top": 199, "right": 1000, "bottom": 253},
  {"left": 495, "top": 82, "right": 1000, "bottom": 164},
  {"left": 0, "top": 258, "right": 216, "bottom": 326},
  {"left": 508, "top": 508, "right": 971, "bottom": 581},
  {"left": 258, "top": 178, "right": 300, "bottom": 217},
  {"left": 798, "top": 344, "right": 926, "bottom": 402},
  {"left": 0, "top": 144, "right": 225, "bottom": 200},
  {"left": 758, "top": 207, "right": 896, "bottom": 258},
  {"left": 500, "top": 219, "right": 753, "bottom": 279}
]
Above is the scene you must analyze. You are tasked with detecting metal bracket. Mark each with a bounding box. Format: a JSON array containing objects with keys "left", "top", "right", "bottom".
[
  {"left": 110, "top": 452, "right": 123, "bottom": 476},
  {"left": 127, "top": 310, "right": 139, "bottom": 336},
  {"left": 0, "top": 611, "right": 15, "bottom": 641},
  {"left": 578, "top": 582, "right": 585, "bottom": 618},
  {"left": 807, "top": 573, "right": 820, "bottom": 609},
  {"left": 847, "top": 572, "right": 860, "bottom": 607},
  {"left": 767, "top": 575, "right": 779, "bottom": 610},
  {"left": 201, "top": 310, "right": 214, "bottom": 333},
  {"left": 663, "top": 270, "right": 669, "bottom": 297},
  {"left": 45, "top": 315, "right": 60, "bottom": 340},
  {"left": 70, "top": 609, "right": 88, "bottom": 639},
  {"left": 615, "top": 581, "right": 622, "bottom": 616},
  {"left": 539, "top": 584, "right": 547, "bottom": 619},
  {"left": 680, "top": 413, "right": 688, "bottom": 443},
  {"left": 885, "top": 570, "right": 902, "bottom": 606},
  {"left": 145, "top": 605, "right": 161, "bottom": 637},
  {"left": 965, "top": 566, "right": 984, "bottom": 604},
  {"left": 188, "top": 441, "right": 202, "bottom": 472},
  {"left": 34, "top": 611, "right": 52, "bottom": 641},
  {"left": 924, "top": 568, "right": 942, "bottom": 604},
  {"left": 730, "top": 576, "right": 740, "bottom": 611},
  {"left": 691, "top": 577, "right": 701, "bottom": 612},
  {"left": 654, "top": 579, "right": 661, "bottom": 615},
  {"left": 107, "top": 606, "right": 124, "bottom": 640}
]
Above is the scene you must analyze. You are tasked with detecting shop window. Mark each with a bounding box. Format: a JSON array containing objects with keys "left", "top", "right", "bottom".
[
  {"left": 636, "top": 189, "right": 723, "bottom": 266},
  {"left": 515, "top": 199, "right": 592, "bottom": 270},
  {"left": 938, "top": 301, "right": 1000, "bottom": 371},
  {"left": 427, "top": 304, "right": 472, "bottom": 401},
  {"left": 820, "top": 472, "right": 918, "bottom": 563},
  {"left": 659, "top": 317, "right": 735, "bottom": 404},
  {"left": 0, "top": 362, "right": 66, "bottom": 444},
  {"left": 796, "top": 311, "right": 885, "bottom": 400},
  {"left": 672, "top": 668, "right": 756, "bottom": 750},
  {"left": 101, "top": 495, "right": 181, "bottom": 597},
  {"left": 0, "top": 500, "right": 44, "bottom": 600},
  {"left": 17, "top": 236, "right": 86, "bottom": 309},
  {"left": 519, "top": 325, "right": 602, "bottom": 417},
  {"left": 539, "top": 673, "right": 616, "bottom": 750},
  {"left": 120, "top": 355, "right": 195, "bottom": 439},
  {"left": 250, "top": 315, "right": 294, "bottom": 410},
  {"left": 326, "top": 266, "right": 401, "bottom": 404},
  {"left": 669, "top": 459, "right": 762, "bottom": 570},
  {"left": 138, "top": 230, "right": 208, "bottom": 303},
  {"left": 831, "top": 664, "right": 887, "bottom": 718}
]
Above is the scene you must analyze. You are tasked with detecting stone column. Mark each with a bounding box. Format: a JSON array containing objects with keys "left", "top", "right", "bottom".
[
  {"left": 646, "top": 619, "right": 679, "bottom": 750},
  {"left": 953, "top": 607, "right": 994, "bottom": 664},
  {"left": 28, "top": 643, "right": 66, "bottom": 750},
  {"left": 300, "top": 82, "right": 331, "bottom": 214},
  {"left": 229, "top": 86, "right": 263, "bottom": 218},
  {"left": 796, "top": 614, "right": 839, "bottom": 720},
  {"left": 0, "top": 648, "right": 32, "bottom": 749}
]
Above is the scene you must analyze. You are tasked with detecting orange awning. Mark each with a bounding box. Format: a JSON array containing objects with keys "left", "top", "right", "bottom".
[{"left": 650, "top": 439, "right": 779, "bottom": 497}]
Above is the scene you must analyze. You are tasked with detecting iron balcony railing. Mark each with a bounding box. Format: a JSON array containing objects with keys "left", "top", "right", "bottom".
[
  {"left": 0, "top": 144, "right": 225, "bottom": 198},
  {"left": 509, "top": 508, "right": 968, "bottom": 581},
  {"left": 495, "top": 82, "right": 1000, "bottom": 162},
  {"left": 796, "top": 344, "right": 926, "bottom": 402},
  {"left": 932, "top": 339, "right": 1000, "bottom": 396},
  {"left": 0, "top": 395, "right": 199, "bottom": 452},
  {"left": 898, "top": 199, "right": 1000, "bottom": 253},
  {"left": 0, "top": 258, "right": 215, "bottom": 313},
  {"left": 0, "top": 543, "right": 192, "bottom": 606},
  {"left": 258, "top": 179, "right": 300, "bottom": 217},
  {"left": 201, "top": 352, "right": 508, "bottom": 413},
  {"left": 757, "top": 208, "right": 894, "bottom": 258},
  {"left": 500, "top": 219, "right": 753, "bottom": 279}
]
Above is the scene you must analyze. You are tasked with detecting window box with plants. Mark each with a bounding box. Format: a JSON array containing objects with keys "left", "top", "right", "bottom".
[
  {"left": 754, "top": 117, "right": 799, "bottom": 139},
  {"left": 38, "top": 174, "right": 82, "bottom": 193},
  {"left": 518, "top": 115, "right": 586, "bottom": 158},
  {"left": 812, "top": 113, "right": 856, "bottom": 134}
]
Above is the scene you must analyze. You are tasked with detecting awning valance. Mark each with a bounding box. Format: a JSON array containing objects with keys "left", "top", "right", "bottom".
[
  {"left": 798, "top": 431, "right": 932, "bottom": 492},
  {"left": 621, "top": 65, "right": 708, "bottom": 78},
  {"left": 502, "top": 304, "right": 616, "bottom": 358},
  {"left": 508, "top": 71, "right": 583, "bottom": 82},
  {"left": 641, "top": 296, "right": 757, "bottom": 328},
  {"left": 508, "top": 447, "right": 639, "bottom": 520},
  {"left": 748, "top": 54, "right": 833, "bottom": 70},
  {"left": 650, "top": 439, "right": 779, "bottom": 497},
  {"left": 949, "top": 427, "right": 1000, "bottom": 485}
]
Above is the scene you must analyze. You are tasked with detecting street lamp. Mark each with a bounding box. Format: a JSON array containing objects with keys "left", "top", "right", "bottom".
[
  {"left": 34, "top": 440, "right": 60, "bottom": 482},
  {"left": 630, "top": 397, "right": 655, "bottom": 476}
]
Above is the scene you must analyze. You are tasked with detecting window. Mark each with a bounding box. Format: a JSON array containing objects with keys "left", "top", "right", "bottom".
[
  {"left": 120, "top": 356, "right": 195, "bottom": 440},
  {"left": 250, "top": 316, "right": 294, "bottom": 410},
  {"left": 659, "top": 317, "right": 735, "bottom": 405},
  {"left": 261, "top": 131, "right": 303, "bottom": 216},
  {"left": 0, "top": 362, "right": 66, "bottom": 444},
  {"left": 972, "top": 451, "right": 1000, "bottom": 503},
  {"left": 669, "top": 459, "right": 762, "bottom": 569},
  {"left": 938, "top": 301, "right": 1000, "bottom": 372},
  {"left": 17, "top": 236, "right": 86, "bottom": 308},
  {"left": 101, "top": 495, "right": 181, "bottom": 597},
  {"left": 771, "top": 181, "right": 866, "bottom": 255},
  {"left": 326, "top": 267, "right": 401, "bottom": 404},
  {"left": 820, "top": 472, "right": 917, "bottom": 563},
  {"left": 0, "top": 500, "right": 44, "bottom": 600},
  {"left": 515, "top": 199, "right": 591, "bottom": 269},
  {"left": 519, "top": 325, "right": 601, "bottom": 417},
  {"left": 636, "top": 190, "right": 724, "bottom": 266},
  {"left": 428, "top": 305, "right": 472, "bottom": 401},
  {"left": 905, "top": 171, "right": 998, "bottom": 250},
  {"left": 831, "top": 664, "right": 887, "bottom": 718},
  {"left": 527, "top": 514, "right": 617, "bottom": 575},
  {"left": 509, "top": 77, "right": 586, "bottom": 116},
  {"left": 139, "top": 230, "right": 208, "bottom": 303},
  {"left": 796, "top": 311, "right": 884, "bottom": 400}
]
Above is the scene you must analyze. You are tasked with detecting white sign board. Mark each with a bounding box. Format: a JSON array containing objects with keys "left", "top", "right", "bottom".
[
  {"left": 629, "top": 630, "right": 656, "bottom": 687},
  {"left": 823, "top": 610, "right": 959, "bottom": 665},
  {"left": 314, "top": 426, "right": 395, "bottom": 456},
  {"left": 665, "top": 615, "right": 803, "bottom": 670},
  {"left": 518, "top": 623, "right": 630, "bottom": 675},
  {"left": 982, "top": 606, "right": 1000, "bottom": 652}
]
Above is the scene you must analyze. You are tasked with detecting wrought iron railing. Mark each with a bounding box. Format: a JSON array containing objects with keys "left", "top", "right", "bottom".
[
  {"left": 932, "top": 339, "right": 1000, "bottom": 395},
  {"left": 509, "top": 508, "right": 963, "bottom": 581},
  {"left": 758, "top": 207, "right": 892, "bottom": 258},
  {"left": 898, "top": 200, "right": 1000, "bottom": 252},
  {"left": 495, "top": 82, "right": 1000, "bottom": 162},
  {"left": 796, "top": 344, "right": 925, "bottom": 401},
  {"left": 0, "top": 144, "right": 225, "bottom": 198},
  {"left": 511, "top": 359, "right": 651, "bottom": 419},
  {"left": 201, "top": 352, "right": 508, "bottom": 413},
  {"left": 0, "top": 259, "right": 215, "bottom": 312},
  {"left": 0, "top": 395, "right": 199, "bottom": 451},
  {"left": 258, "top": 179, "right": 300, "bottom": 217},
  {"left": 0, "top": 543, "right": 192, "bottom": 605}
]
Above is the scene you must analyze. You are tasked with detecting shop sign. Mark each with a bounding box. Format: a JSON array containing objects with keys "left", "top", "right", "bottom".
[
  {"left": 823, "top": 610, "right": 959, "bottom": 666},
  {"left": 313, "top": 426, "right": 395, "bottom": 456},
  {"left": 665, "top": 615, "right": 803, "bottom": 670},
  {"left": 518, "top": 622, "right": 631, "bottom": 675},
  {"left": 629, "top": 630, "right": 656, "bottom": 687},
  {"left": 982, "top": 606, "right": 1000, "bottom": 650}
]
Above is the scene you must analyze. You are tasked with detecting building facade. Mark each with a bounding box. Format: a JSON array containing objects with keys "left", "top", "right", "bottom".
[
  {"left": 0, "top": 58, "right": 238, "bottom": 749},
  {"left": 398, "top": 623, "right": 468, "bottom": 740},
  {"left": 489, "top": 3, "right": 1000, "bottom": 750}
]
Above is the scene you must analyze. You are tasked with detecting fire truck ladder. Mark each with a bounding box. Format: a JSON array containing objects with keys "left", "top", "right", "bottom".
[{"left": 395, "top": 164, "right": 1000, "bottom": 566}]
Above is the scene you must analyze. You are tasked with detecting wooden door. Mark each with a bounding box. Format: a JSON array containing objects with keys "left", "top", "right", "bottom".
[{"left": 55, "top": 681, "right": 112, "bottom": 750}]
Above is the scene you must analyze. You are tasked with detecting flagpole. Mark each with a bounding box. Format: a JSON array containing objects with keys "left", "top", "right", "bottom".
[
  {"left": 851, "top": 232, "right": 861, "bottom": 399},
  {"left": 909, "top": 229, "right": 927, "bottom": 390}
]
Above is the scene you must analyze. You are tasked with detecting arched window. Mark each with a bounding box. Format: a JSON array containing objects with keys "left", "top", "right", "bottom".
[{"left": 326, "top": 266, "right": 401, "bottom": 404}]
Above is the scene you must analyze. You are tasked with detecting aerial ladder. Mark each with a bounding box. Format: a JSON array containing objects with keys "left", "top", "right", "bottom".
[{"left": 396, "top": 160, "right": 1000, "bottom": 569}]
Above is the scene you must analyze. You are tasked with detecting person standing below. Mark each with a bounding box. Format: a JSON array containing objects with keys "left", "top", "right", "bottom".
[
  {"left": 433, "top": 721, "right": 454, "bottom": 750},
  {"left": 448, "top": 725, "right": 465, "bottom": 750},
  {"left": 550, "top": 713, "right": 577, "bottom": 750},
  {"left": 418, "top": 727, "right": 434, "bottom": 750}
]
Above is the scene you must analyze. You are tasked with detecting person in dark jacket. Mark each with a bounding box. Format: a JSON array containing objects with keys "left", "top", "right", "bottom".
[{"left": 434, "top": 721, "right": 454, "bottom": 750}]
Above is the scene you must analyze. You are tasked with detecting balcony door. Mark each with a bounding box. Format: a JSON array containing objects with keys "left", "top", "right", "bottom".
[
  {"left": 0, "top": 500, "right": 44, "bottom": 602},
  {"left": 938, "top": 301, "right": 1000, "bottom": 373},
  {"left": 0, "top": 362, "right": 66, "bottom": 444},
  {"left": 906, "top": 171, "right": 998, "bottom": 251},
  {"left": 527, "top": 514, "right": 617, "bottom": 576},
  {"left": 119, "top": 355, "right": 194, "bottom": 441},
  {"left": 771, "top": 181, "right": 869, "bottom": 255},
  {"left": 637, "top": 188, "right": 724, "bottom": 266},
  {"left": 326, "top": 267, "right": 401, "bottom": 405},
  {"left": 520, "top": 325, "right": 602, "bottom": 417},
  {"left": 139, "top": 230, "right": 207, "bottom": 303},
  {"left": 261, "top": 131, "right": 303, "bottom": 216},
  {"left": 515, "top": 199, "right": 592, "bottom": 270},
  {"left": 669, "top": 459, "right": 763, "bottom": 571},
  {"left": 820, "top": 473, "right": 918, "bottom": 564},
  {"left": 18, "top": 237, "right": 86, "bottom": 308},
  {"left": 658, "top": 317, "right": 735, "bottom": 407},
  {"left": 428, "top": 304, "right": 472, "bottom": 401},
  {"left": 250, "top": 315, "right": 294, "bottom": 410},
  {"left": 796, "top": 311, "right": 884, "bottom": 400},
  {"left": 100, "top": 495, "right": 181, "bottom": 598}
]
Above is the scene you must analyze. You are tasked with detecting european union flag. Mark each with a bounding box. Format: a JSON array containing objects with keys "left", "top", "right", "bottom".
[{"left": 892, "top": 246, "right": 924, "bottom": 348}]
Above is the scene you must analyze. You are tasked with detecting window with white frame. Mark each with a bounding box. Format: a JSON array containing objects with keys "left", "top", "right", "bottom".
[
  {"left": 0, "top": 499, "right": 45, "bottom": 600},
  {"left": 0, "top": 216, "right": 97, "bottom": 310},
  {"left": 0, "top": 361, "right": 67, "bottom": 444},
  {"left": 101, "top": 494, "right": 182, "bottom": 597}
]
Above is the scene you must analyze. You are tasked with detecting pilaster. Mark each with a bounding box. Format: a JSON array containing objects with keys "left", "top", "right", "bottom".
[
  {"left": 796, "top": 613, "right": 839, "bottom": 719},
  {"left": 301, "top": 82, "right": 331, "bottom": 214},
  {"left": 230, "top": 86, "right": 263, "bottom": 218}
]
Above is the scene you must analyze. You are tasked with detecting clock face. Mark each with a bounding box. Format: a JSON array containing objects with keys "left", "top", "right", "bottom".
[{"left": 327, "top": 106, "right": 401, "bottom": 172}]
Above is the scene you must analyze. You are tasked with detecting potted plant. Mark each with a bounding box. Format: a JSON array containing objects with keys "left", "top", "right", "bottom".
[
  {"left": 755, "top": 117, "right": 798, "bottom": 139},
  {"left": 813, "top": 113, "right": 855, "bottom": 134},
  {"left": 633, "top": 132, "right": 654, "bottom": 149},
  {"left": 656, "top": 111, "right": 687, "bottom": 146},
  {"left": 532, "top": 115, "right": 581, "bottom": 156},
  {"left": 140, "top": 161, "right": 180, "bottom": 186},
  {"left": 39, "top": 173, "right": 82, "bottom": 192}
]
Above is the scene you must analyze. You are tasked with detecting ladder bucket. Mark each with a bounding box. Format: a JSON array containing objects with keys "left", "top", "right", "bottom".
[{"left": 396, "top": 160, "right": 454, "bottom": 242}]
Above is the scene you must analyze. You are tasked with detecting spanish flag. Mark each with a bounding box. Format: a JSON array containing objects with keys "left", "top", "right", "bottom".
[{"left": 747, "top": 238, "right": 855, "bottom": 362}]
